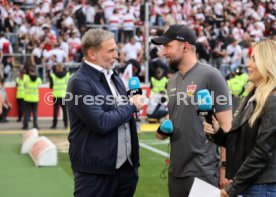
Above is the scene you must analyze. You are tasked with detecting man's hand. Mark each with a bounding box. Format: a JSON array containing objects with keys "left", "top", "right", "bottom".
[{"left": 129, "top": 95, "right": 145, "bottom": 111}]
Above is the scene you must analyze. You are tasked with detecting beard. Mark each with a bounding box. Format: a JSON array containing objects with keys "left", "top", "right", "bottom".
[
  {"left": 168, "top": 57, "right": 181, "bottom": 72},
  {"left": 107, "top": 61, "right": 117, "bottom": 70}
]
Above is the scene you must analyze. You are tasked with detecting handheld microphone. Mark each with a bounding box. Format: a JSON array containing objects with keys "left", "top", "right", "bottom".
[
  {"left": 128, "top": 77, "right": 143, "bottom": 119},
  {"left": 197, "top": 89, "right": 214, "bottom": 124},
  {"left": 156, "top": 119, "right": 173, "bottom": 137},
  {"left": 127, "top": 77, "right": 142, "bottom": 96}
]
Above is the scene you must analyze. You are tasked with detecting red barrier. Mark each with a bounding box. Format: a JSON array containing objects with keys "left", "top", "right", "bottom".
[
  {"left": 6, "top": 85, "right": 151, "bottom": 118},
  {"left": 6, "top": 87, "right": 54, "bottom": 118}
]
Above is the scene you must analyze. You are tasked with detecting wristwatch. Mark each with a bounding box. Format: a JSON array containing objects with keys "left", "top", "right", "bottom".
[{"left": 219, "top": 160, "right": 226, "bottom": 168}]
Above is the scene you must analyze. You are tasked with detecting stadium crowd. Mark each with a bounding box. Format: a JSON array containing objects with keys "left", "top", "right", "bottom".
[{"left": 0, "top": 0, "right": 275, "bottom": 124}]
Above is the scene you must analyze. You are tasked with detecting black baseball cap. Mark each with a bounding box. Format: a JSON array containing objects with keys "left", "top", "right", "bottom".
[{"left": 151, "top": 24, "right": 197, "bottom": 45}]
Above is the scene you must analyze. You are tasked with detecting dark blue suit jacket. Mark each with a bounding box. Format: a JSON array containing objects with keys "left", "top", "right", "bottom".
[{"left": 66, "top": 61, "right": 139, "bottom": 175}]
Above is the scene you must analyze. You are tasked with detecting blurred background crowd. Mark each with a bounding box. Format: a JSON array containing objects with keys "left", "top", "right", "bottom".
[{"left": 0, "top": 0, "right": 275, "bottom": 125}]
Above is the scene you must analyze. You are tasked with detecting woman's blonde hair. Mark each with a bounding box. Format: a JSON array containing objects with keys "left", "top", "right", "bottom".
[{"left": 247, "top": 39, "right": 276, "bottom": 126}]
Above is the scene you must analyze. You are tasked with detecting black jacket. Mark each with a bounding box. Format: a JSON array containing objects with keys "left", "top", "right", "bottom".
[
  {"left": 209, "top": 91, "right": 276, "bottom": 196},
  {"left": 66, "top": 61, "right": 139, "bottom": 175}
]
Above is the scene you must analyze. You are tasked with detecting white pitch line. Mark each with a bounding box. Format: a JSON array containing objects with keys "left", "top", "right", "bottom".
[
  {"left": 140, "top": 140, "right": 169, "bottom": 145},
  {"left": 139, "top": 142, "right": 169, "bottom": 157}
]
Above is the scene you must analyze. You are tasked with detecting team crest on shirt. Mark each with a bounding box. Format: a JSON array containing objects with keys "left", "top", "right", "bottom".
[{"left": 187, "top": 84, "right": 197, "bottom": 97}]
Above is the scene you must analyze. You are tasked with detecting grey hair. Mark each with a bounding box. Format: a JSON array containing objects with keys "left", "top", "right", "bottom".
[{"left": 81, "top": 29, "right": 115, "bottom": 56}]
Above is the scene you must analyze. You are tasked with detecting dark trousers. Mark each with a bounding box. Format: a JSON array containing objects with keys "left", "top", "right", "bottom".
[
  {"left": 73, "top": 161, "right": 138, "bottom": 197},
  {"left": 168, "top": 172, "right": 219, "bottom": 197},
  {"left": 0, "top": 106, "right": 11, "bottom": 121},
  {"left": 17, "top": 98, "right": 24, "bottom": 121},
  {"left": 23, "top": 101, "right": 38, "bottom": 129},
  {"left": 52, "top": 97, "right": 68, "bottom": 127}
]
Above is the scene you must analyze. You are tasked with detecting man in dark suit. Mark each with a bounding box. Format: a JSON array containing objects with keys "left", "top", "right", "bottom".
[{"left": 66, "top": 29, "right": 145, "bottom": 197}]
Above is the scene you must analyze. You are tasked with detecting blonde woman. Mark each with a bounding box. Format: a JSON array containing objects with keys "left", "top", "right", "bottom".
[{"left": 203, "top": 39, "right": 276, "bottom": 197}]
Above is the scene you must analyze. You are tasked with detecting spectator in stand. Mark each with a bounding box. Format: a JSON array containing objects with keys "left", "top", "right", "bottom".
[
  {"left": 0, "top": 32, "right": 13, "bottom": 59},
  {"left": 164, "top": 8, "right": 176, "bottom": 26},
  {"left": 102, "top": 0, "right": 115, "bottom": 23},
  {"left": 82, "top": 2, "right": 95, "bottom": 25},
  {"left": 94, "top": 5, "right": 105, "bottom": 25},
  {"left": 62, "top": 11, "right": 74, "bottom": 30},
  {"left": 11, "top": 5, "right": 25, "bottom": 26},
  {"left": 214, "top": 0, "right": 224, "bottom": 19},
  {"left": 196, "top": 36, "right": 211, "bottom": 64},
  {"left": 67, "top": 29, "right": 81, "bottom": 61},
  {"left": 31, "top": 41, "right": 46, "bottom": 80},
  {"left": 211, "top": 38, "right": 227, "bottom": 71},
  {"left": 74, "top": 6, "right": 86, "bottom": 31},
  {"left": 41, "top": 1, "right": 50, "bottom": 14},
  {"left": 149, "top": 47, "right": 168, "bottom": 80},
  {"left": 171, "top": 0, "right": 183, "bottom": 24},
  {"left": 226, "top": 38, "right": 242, "bottom": 72},
  {"left": 232, "top": 22, "right": 244, "bottom": 43},
  {"left": 3, "top": 55, "right": 13, "bottom": 81},
  {"left": 250, "top": 23, "right": 264, "bottom": 42},
  {"left": 18, "top": 20, "right": 28, "bottom": 38},
  {"left": 239, "top": 33, "right": 252, "bottom": 66},
  {"left": 134, "top": 29, "right": 143, "bottom": 45},
  {"left": 4, "top": 12, "right": 15, "bottom": 44},
  {"left": 29, "top": 20, "right": 41, "bottom": 39},
  {"left": 0, "top": 4, "right": 6, "bottom": 30},
  {"left": 0, "top": 78, "right": 11, "bottom": 122},
  {"left": 158, "top": 3, "right": 170, "bottom": 26},
  {"left": 45, "top": 44, "right": 69, "bottom": 65},
  {"left": 34, "top": 2, "right": 43, "bottom": 14},
  {"left": 25, "top": 7, "right": 35, "bottom": 24},
  {"left": 0, "top": 0, "right": 275, "bottom": 86},
  {"left": 58, "top": 35, "right": 69, "bottom": 58},
  {"left": 108, "top": 9, "right": 121, "bottom": 42},
  {"left": 121, "top": 37, "right": 141, "bottom": 60},
  {"left": 116, "top": 0, "right": 127, "bottom": 16},
  {"left": 41, "top": 24, "right": 57, "bottom": 51},
  {"left": 219, "top": 21, "right": 230, "bottom": 38},
  {"left": 149, "top": 28, "right": 158, "bottom": 46},
  {"left": 121, "top": 10, "right": 136, "bottom": 43}
]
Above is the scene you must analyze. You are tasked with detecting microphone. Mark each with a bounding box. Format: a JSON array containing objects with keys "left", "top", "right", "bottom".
[
  {"left": 156, "top": 119, "right": 173, "bottom": 136},
  {"left": 127, "top": 77, "right": 142, "bottom": 96},
  {"left": 127, "top": 77, "right": 143, "bottom": 119},
  {"left": 197, "top": 89, "right": 214, "bottom": 124}
]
